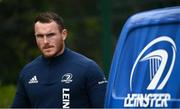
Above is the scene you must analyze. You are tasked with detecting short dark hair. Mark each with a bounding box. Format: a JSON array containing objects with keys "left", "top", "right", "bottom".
[{"left": 35, "top": 12, "right": 64, "bottom": 31}]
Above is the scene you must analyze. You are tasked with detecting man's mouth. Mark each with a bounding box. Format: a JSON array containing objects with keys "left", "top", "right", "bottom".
[
  {"left": 43, "top": 45, "right": 53, "bottom": 49},
  {"left": 43, "top": 46, "right": 54, "bottom": 51}
]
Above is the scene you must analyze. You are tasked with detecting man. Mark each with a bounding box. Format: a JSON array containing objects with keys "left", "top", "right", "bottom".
[{"left": 11, "top": 12, "right": 107, "bottom": 108}]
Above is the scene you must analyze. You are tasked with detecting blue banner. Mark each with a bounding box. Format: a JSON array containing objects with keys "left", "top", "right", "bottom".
[{"left": 105, "top": 6, "right": 180, "bottom": 108}]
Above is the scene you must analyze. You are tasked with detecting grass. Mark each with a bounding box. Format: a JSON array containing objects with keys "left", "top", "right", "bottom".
[{"left": 0, "top": 85, "right": 16, "bottom": 108}]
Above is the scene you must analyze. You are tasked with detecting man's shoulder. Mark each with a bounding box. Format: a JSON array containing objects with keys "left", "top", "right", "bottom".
[
  {"left": 67, "top": 49, "right": 102, "bottom": 73},
  {"left": 21, "top": 56, "right": 42, "bottom": 73},
  {"left": 68, "top": 49, "right": 96, "bottom": 66}
]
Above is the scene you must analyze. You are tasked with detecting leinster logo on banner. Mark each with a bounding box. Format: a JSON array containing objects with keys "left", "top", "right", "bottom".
[{"left": 124, "top": 36, "right": 177, "bottom": 108}]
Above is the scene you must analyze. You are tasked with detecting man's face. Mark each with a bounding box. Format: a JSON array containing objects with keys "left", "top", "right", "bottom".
[{"left": 34, "top": 21, "right": 67, "bottom": 58}]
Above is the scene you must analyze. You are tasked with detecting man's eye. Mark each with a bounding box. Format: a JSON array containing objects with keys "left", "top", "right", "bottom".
[
  {"left": 36, "top": 34, "right": 44, "bottom": 38},
  {"left": 46, "top": 33, "right": 55, "bottom": 37}
]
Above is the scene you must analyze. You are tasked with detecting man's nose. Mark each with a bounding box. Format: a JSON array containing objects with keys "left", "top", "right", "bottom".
[{"left": 43, "top": 36, "right": 49, "bottom": 44}]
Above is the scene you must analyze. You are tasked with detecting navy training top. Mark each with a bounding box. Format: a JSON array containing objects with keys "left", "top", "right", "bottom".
[{"left": 11, "top": 48, "right": 107, "bottom": 108}]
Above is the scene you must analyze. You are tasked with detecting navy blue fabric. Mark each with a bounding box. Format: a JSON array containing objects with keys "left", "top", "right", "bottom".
[{"left": 12, "top": 48, "right": 107, "bottom": 108}]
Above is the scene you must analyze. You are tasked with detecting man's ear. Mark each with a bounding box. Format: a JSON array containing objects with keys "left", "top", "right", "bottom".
[{"left": 61, "top": 29, "right": 68, "bottom": 40}]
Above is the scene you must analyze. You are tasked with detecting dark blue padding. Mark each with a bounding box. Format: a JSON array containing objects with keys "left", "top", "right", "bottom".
[{"left": 105, "top": 6, "right": 180, "bottom": 108}]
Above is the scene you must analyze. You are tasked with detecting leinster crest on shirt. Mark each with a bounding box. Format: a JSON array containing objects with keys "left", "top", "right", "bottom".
[{"left": 61, "top": 73, "right": 73, "bottom": 84}]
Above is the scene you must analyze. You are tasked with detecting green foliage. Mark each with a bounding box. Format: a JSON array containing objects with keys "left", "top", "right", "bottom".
[
  {"left": 1, "top": 0, "right": 180, "bottom": 85},
  {"left": 0, "top": 85, "right": 16, "bottom": 108}
]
